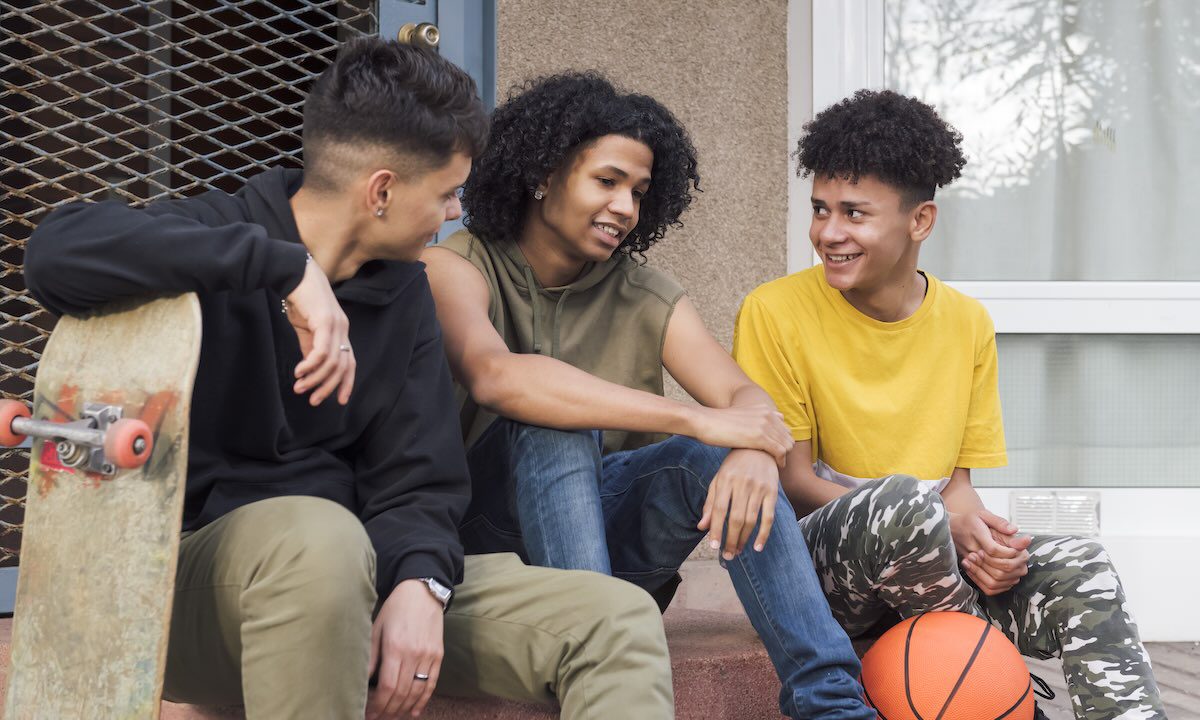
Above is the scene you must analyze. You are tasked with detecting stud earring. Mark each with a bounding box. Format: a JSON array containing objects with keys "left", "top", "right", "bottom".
[
  {"left": 375, "top": 208, "right": 384, "bottom": 218},
  {"left": 533, "top": 190, "right": 544, "bottom": 200}
]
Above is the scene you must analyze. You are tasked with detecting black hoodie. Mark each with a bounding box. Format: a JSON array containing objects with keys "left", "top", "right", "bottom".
[{"left": 25, "top": 168, "right": 470, "bottom": 596}]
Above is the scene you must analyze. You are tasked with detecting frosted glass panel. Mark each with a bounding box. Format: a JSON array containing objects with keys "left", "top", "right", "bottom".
[
  {"left": 973, "top": 335, "right": 1200, "bottom": 488},
  {"left": 884, "top": 1, "right": 1200, "bottom": 281}
]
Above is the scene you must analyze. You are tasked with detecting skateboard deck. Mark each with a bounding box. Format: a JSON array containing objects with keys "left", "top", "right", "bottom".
[{"left": 4, "top": 293, "right": 202, "bottom": 719}]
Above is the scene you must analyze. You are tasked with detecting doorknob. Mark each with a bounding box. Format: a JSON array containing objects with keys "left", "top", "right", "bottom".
[{"left": 398, "top": 22, "right": 440, "bottom": 50}]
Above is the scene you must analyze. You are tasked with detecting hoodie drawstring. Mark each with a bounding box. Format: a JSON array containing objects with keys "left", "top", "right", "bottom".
[
  {"left": 523, "top": 265, "right": 544, "bottom": 354},
  {"left": 551, "top": 289, "right": 572, "bottom": 360},
  {"left": 522, "top": 265, "right": 573, "bottom": 359}
]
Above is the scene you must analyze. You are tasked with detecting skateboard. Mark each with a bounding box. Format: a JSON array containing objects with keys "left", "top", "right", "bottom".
[{"left": 0, "top": 293, "right": 201, "bottom": 719}]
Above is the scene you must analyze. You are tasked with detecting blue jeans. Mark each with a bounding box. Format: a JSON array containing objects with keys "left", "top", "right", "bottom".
[{"left": 459, "top": 418, "right": 874, "bottom": 720}]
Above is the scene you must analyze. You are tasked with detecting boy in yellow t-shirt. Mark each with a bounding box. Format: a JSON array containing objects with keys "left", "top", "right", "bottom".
[{"left": 734, "top": 90, "right": 1163, "bottom": 720}]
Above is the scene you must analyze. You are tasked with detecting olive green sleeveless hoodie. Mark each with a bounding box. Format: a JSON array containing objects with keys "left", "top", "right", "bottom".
[{"left": 439, "top": 229, "right": 686, "bottom": 453}]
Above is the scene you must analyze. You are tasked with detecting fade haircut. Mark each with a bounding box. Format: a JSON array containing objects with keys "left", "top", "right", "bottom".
[
  {"left": 796, "top": 89, "right": 966, "bottom": 207},
  {"left": 302, "top": 37, "right": 488, "bottom": 191}
]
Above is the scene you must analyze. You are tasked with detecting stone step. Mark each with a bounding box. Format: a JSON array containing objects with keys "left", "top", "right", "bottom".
[{"left": 0, "top": 577, "right": 790, "bottom": 719}]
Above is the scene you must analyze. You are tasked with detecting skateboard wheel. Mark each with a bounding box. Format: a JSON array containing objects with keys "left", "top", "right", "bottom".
[
  {"left": 0, "top": 400, "right": 30, "bottom": 446},
  {"left": 105, "top": 418, "right": 153, "bottom": 469}
]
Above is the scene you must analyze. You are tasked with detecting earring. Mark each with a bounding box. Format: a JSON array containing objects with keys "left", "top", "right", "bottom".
[
  {"left": 375, "top": 208, "right": 384, "bottom": 218},
  {"left": 533, "top": 189, "right": 544, "bottom": 200}
]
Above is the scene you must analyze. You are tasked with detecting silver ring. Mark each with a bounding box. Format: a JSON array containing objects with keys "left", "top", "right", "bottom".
[
  {"left": 414, "top": 672, "right": 430, "bottom": 681},
  {"left": 338, "top": 344, "right": 351, "bottom": 352}
]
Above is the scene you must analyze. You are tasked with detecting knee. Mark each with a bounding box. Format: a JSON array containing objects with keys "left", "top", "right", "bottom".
[
  {"left": 1031, "top": 535, "right": 1109, "bottom": 566},
  {"left": 1063, "top": 537, "right": 1108, "bottom": 563},
  {"left": 508, "top": 420, "right": 602, "bottom": 462},
  {"left": 868, "top": 475, "right": 950, "bottom": 544},
  {"left": 1032, "top": 536, "right": 1119, "bottom": 596},
  {"left": 573, "top": 575, "right": 669, "bottom": 662},
  {"left": 662, "top": 436, "right": 729, "bottom": 484},
  {"left": 872, "top": 473, "right": 924, "bottom": 500},
  {"left": 251, "top": 498, "right": 377, "bottom": 616}
]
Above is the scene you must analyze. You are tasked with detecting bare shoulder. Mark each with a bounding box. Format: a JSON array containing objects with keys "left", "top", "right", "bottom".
[{"left": 421, "top": 246, "right": 486, "bottom": 295}]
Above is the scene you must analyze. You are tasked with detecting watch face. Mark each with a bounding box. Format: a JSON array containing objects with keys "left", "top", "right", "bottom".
[{"left": 424, "top": 578, "right": 452, "bottom": 604}]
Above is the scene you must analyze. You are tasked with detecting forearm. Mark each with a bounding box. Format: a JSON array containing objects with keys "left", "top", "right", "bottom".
[
  {"left": 782, "top": 469, "right": 850, "bottom": 517},
  {"left": 475, "top": 352, "right": 698, "bottom": 436},
  {"left": 27, "top": 200, "right": 306, "bottom": 315},
  {"left": 361, "top": 449, "right": 469, "bottom": 594},
  {"left": 939, "top": 468, "right": 986, "bottom": 515},
  {"left": 366, "top": 515, "right": 464, "bottom": 593},
  {"left": 360, "top": 298, "right": 471, "bottom": 592},
  {"left": 727, "top": 381, "right": 778, "bottom": 411},
  {"left": 777, "top": 438, "right": 848, "bottom": 517}
]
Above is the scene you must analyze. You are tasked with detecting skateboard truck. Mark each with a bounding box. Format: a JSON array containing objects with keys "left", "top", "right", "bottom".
[{"left": 0, "top": 399, "right": 153, "bottom": 474}]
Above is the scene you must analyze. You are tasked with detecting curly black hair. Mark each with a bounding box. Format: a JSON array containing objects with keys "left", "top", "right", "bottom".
[
  {"left": 462, "top": 71, "right": 700, "bottom": 256},
  {"left": 796, "top": 89, "right": 965, "bottom": 206}
]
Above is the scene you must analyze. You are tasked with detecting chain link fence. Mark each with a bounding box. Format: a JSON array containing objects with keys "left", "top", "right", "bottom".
[{"left": 0, "top": 0, "right": 378, "bottom": 566}]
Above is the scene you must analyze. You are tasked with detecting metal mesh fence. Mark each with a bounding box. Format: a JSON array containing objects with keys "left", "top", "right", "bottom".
[{"left": 0, "top": 0, "right": 378, "bottom": 566}]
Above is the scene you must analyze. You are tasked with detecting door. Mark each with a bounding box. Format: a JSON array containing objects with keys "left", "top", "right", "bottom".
[
  {"left": 380, "top": 0, "right": 497, "bottom": 240},
  {"left": 806, "top": 0, "right": 1200, "bottom": 641}
]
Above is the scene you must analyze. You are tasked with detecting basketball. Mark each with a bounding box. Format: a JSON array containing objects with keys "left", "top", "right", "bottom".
[{"left": 860, "top": 611, "right": 1034, "bottom": 720}]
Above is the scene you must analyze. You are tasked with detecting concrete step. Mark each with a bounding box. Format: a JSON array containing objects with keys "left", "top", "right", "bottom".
[
  {"left": 417, "top": 606, "right": 787, "bottom": 720},
  {"left": 0, "top": 602, "right": 789, "bottom": 719},
  {"left": 2, "top": 559, "right": 882, "bottom": 718}
]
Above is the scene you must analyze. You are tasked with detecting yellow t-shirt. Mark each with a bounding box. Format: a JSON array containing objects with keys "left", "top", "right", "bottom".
[{"left": 733, "top": 266, "right": 1006, "bottom": 483}]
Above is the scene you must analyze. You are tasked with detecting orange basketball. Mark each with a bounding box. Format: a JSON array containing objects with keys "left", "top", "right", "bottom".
[{"left": 860, "top": 611, "right": 1034, "bottom": 720}]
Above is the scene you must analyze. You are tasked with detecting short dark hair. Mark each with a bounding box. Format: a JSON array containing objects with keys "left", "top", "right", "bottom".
[
  {"left": 462, "top": 71, "right": 700, "bottom": 257},
  {"left": 796, "top": 89, "right": 965, "bottom": 206},
  {"left": 302, "top": 37, "right": 488, "bottom": 190}
]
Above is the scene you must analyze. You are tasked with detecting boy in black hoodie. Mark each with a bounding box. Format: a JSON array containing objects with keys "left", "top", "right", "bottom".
[{"left": 24, "top": 39, "right": 672, "bottom": 720}]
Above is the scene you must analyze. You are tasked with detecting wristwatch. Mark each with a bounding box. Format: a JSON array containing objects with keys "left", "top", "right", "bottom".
[{"left": 418, "top": 577, "right": 453, "bottom": 611}]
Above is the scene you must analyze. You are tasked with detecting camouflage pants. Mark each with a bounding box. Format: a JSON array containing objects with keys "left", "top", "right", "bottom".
[{"left": 798, "top": 475, "right": 1166, "bottom": 720}]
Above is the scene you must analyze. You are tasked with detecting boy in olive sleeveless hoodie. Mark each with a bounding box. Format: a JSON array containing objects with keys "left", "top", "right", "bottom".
[{"left": 423, "top": 72, "right": 877, "bottom": 720}]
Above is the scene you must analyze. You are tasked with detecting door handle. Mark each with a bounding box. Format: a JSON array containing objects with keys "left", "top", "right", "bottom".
[{"left": 398, "top": 22, "right": 440, "bottom": 50}]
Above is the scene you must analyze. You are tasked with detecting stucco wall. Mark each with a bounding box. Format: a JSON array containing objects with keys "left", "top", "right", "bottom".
[{"left": 496, "top": 1, "right": 789, "bottom": 357}]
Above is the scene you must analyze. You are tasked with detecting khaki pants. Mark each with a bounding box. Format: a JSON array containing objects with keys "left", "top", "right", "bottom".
[{"left": 163, "top": 496, "right": 672, "bottom": 719}]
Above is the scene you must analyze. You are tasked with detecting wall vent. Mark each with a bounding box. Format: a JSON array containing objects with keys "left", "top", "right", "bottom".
[{"left": 1009, "top": 491, "right": 1100, "bottom": 537}]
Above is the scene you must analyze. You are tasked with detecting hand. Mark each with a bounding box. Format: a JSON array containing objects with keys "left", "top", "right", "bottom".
[
  {"left": 963, "top": 531, "right": 1032, "bottom": 596},
  {"left": 366, "top": 580, "right": 445, "bottom": 719},
  {"left": 697, "top": 449, "right": 780, "bottom": 560},
  {"left": 285, "top": 259, "right": 355, "bottom": 406},
  {"left": 949, "top": 509, "right": 1030, "bottom": 595},
  {"left": 689, "top": 404, "right": 795, "bottom": 466}
]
